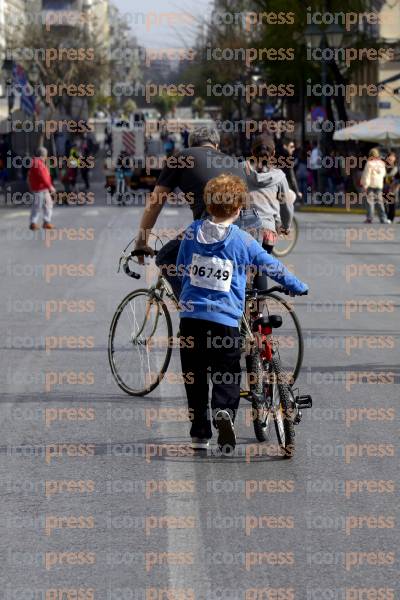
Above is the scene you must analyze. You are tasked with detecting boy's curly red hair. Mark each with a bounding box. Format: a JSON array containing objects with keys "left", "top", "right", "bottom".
[{"left": 204, "top": 173, "right": 248, "bottom": 218}]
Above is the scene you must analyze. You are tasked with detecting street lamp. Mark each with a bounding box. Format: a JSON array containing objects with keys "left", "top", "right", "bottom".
[
  {"left": 325, "top": 23, "right": 345, "bottom": 49},
  {"left": 2, "top": 59, "right": 15, "bottom": 116},
  {"left": 304, "top": 24, "right": 323, "bottom": 49}
]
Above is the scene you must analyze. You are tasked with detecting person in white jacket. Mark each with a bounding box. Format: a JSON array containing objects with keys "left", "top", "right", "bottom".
[{"left": 360, "top": 147, "right": 390, "bottom": 224}]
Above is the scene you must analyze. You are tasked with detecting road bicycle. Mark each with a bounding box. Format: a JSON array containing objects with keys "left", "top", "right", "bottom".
[
  {"left": 272, "top": 216, "right": 299, "bottom": 257},
  {"left": 108, "top": 246, "right": 311, "bottom": 457}
]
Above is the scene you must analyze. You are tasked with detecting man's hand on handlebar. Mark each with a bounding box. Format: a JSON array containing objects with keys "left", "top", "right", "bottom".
[
  {"left": 134, "top": 241, "right": 155, "bottom": 265},
  {"left": 279, "top": 227, "right": 291, "bottom": 236}
]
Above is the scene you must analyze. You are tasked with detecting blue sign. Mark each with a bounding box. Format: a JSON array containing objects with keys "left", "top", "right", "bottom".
[
  {"left": 311, "top": 106, "right": 327, "bottom": 121},
  {"left": 264, "top": 105, "right": 275, "bottom": 117},
  {"left": 379, "top": 102, "right": 391, "bottom": 109}
]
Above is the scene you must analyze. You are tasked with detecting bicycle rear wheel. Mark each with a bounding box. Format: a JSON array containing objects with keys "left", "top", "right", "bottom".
[
  {"left": 272, "top": 217, "right": 298, "bottom": 257},
  {"left": 256, "top": 292, "right": 304, "bottom": 383},
  {"left": 108, "top": 289, "right": 173, "bottom": 396}
]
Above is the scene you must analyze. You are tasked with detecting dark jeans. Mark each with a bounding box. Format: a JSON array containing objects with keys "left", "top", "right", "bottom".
[
  {"left": 179, "top": 318, "right": 241, "bottom": 439},
  {"left": 386, "top": 194, "right": 396, "bottom": 222}
]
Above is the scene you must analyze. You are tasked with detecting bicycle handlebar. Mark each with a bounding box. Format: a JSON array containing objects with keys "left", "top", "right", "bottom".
[
  {"left": 121, "top": 249, "right": 158, "bottom": 280},
  {"left": 247, "top": 285, "right": 308, "bottom": 297},
  {"left": 120, "top": 251, "right": 309, "bottom": 298}
]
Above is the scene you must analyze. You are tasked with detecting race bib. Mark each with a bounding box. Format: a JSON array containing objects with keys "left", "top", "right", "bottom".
[{"left": 190, "top": 253, "right": 233, "bottom": 292}]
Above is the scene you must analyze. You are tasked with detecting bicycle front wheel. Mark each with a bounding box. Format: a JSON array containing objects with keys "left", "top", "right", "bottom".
[
  {"left": 270, "top": 356, "right": 295, "bottom": 459},
  {"left": 108, "top": 289, "right": 173, "bottom": 396},
  {"left": 272, "top": 217, "right": 298, "bottom": 257},
  {"left": 256, "top": 292, "right": 304, "bottom": 383}
]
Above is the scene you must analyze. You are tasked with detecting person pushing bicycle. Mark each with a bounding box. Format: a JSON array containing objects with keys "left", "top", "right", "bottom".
[
  {"left": 177, "top": 174, "right": 308, "bottom": 453},
  {"left": 134, "top": 126, "right": 248, "bottom": 298}
]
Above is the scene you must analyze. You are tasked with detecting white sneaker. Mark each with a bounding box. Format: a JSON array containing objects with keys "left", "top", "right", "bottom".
[
  {"left": 191, "top": 438, "right": 210, "bottom": 450},
  {"left": 215, "top": 409, "right": 236, "bottom": 454},
  {"left": 381, "top": 218, "right": 391, "bottom": 224}
]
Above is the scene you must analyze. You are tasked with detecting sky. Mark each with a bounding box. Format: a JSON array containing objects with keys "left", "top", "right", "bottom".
[{"left": 112, "top": 0, "right": 213, "bottom": 48}]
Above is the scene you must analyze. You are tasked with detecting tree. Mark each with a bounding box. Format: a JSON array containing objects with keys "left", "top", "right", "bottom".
[
  {"left": 153, "top": 91, "right": 182, "bottom": 118},
  {"left": 11, "top": 24, "right": 110, "bottom": 119},
  {"left": 192, "top": 96, "right": 205, "bottom": 118},
  {"left": 124, "top": 99, "right": 137, "bottom": 115}
]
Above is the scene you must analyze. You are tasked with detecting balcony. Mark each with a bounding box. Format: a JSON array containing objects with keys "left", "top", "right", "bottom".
[
  {"left": 41, "top": 0, "right": 85, "bottom": 28},
  {"left": 42, "top": 0, "right": 80, "bottom": 8}
]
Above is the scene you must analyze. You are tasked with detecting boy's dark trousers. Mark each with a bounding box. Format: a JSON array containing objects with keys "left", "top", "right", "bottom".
[{"left": 179, "top": 318, "right": 241, "bottom": 439}]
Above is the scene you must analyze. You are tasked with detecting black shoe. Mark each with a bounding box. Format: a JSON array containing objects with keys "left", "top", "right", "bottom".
[{"left": 215, "top": 409, "right": 236, "bottom": 454}]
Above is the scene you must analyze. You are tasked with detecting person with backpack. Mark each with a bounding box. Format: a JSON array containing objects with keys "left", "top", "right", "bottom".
[{"left": 243, "top": 135, "right": 295, "bottom": 254}]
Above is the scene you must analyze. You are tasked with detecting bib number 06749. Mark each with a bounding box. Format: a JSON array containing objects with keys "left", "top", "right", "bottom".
[{"left": 189, "top": 254, "right": 233, "bottom": 292}]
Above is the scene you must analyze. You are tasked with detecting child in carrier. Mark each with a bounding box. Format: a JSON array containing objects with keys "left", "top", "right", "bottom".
[{"left": 176, "top": 174, "right": 308, "bottom": 453}]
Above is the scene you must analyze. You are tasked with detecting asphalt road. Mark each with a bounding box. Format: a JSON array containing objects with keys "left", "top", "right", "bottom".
[{"left": 0, "top": 185, "right": 399, "bottom": 599}]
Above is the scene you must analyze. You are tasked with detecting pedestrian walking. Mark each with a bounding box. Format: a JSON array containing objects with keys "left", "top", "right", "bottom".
[
  {"left": 28, "top": 147, "right": 56, "bottom": 231},
  {"left": 296, "top": 150, "right": 309, "bottom": 203},
  {"left": 360, "top": 148, "right": 390, "bottom": 224},
  {"left": 309, "top": 141, "right": 321, "bottom": 191},
  {"left": 326, "top": 149, "right": 341, "bottom": 196},
  {"left": 277, "top": 137, "right": 302, "bottom": 201},
  {"left": 80, "top": 134, "right": 92, "bottom": 191},
  {"left": 384, "top": 152, "right": 399, "bottom": 223}
]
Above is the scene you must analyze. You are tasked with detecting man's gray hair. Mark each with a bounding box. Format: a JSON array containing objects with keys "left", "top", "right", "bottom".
[
  {"left": 189, "top": 126, "right": 220, "bottom": 148},
  {"left": 36, "top": 146, "right": 48, "bottom": 158}
]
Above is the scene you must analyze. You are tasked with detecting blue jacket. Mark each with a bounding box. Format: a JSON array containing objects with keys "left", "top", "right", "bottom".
[{"left": 177, "top": 220, "right": 308, "bottom": 327}]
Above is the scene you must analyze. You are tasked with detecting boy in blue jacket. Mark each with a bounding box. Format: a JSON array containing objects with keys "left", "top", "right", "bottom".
[{"left": 177, "top": 174, "right": 308, "bottom": 453}]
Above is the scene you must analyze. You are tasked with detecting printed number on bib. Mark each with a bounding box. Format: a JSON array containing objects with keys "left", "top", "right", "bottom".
[{"left": 190, "top": 253, "right": 233, "bottom": 292}]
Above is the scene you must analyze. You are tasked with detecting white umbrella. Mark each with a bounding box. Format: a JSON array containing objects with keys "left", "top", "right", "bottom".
[{"left": 333, "top": 116, "right": 400, "bottom": 144}]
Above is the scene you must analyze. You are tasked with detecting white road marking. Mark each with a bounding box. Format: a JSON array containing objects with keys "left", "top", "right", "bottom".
[
  {"left": 82, "top": 209, "right": 100, "bottom": 216},
  {"left": 2, "top": 211, "right": 30, "bottom": 219}
]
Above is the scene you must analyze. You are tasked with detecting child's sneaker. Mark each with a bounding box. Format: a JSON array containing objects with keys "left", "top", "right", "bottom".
[
  {"left": 191, "top": 438, "right": 210, "bottom": 451},
  {"left": 215, "top": 409, "right": 236, "bottom": 454}
]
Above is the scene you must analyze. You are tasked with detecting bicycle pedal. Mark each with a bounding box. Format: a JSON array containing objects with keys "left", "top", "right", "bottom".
[
  {"left": 240, "top": 390, "right": 252, "bottom": 401},
  {"left": 294, "top": 410, "right": 302, "bottom": 424},
  {"left": 295, "top": 395, "right": 312, "bottom": 409}
]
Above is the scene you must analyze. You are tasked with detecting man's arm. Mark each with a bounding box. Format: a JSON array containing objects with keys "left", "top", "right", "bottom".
[{"left": 135, "top": 185, "right": 171, "bottom": 251}]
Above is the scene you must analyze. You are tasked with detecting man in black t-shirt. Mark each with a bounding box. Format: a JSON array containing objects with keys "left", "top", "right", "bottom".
[{"left": 134, "top": 127, "right": 248, "bottom": 297}]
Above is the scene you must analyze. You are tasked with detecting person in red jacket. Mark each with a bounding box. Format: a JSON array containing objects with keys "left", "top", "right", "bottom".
[{"left": 28, "top": 146, "right": 56, "bottom": 230}]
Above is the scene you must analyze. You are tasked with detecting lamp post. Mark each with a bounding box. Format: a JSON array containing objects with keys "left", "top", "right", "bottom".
[
  {"left": 236, "top": 66, "right": 263, "bottom": 157},
  {"left": 2, "top": 59, "right": 15, "bottom": 117},
  {"left": 2, "top": 59, "right": 15, "bottom": 168},
  {"left": 304, "top": 20, "right": 344, "bottom": 192}
]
